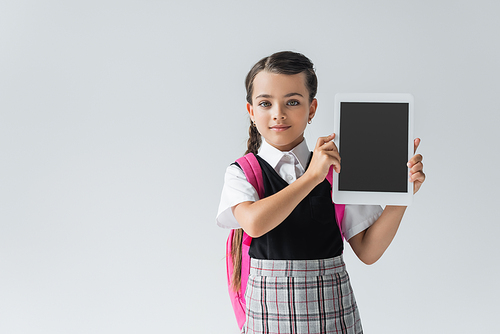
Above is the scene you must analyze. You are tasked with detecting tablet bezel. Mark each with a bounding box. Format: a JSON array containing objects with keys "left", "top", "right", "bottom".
[{"left": 332, "top": 93, "right": 414, "bottom": 206}]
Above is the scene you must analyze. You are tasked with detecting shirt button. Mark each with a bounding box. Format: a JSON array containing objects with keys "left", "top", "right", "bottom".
[
  {"left": 283, "top": 154, "right": 291, "bottom": 161},
  {"left": 286, "top": 174, "right": 293, "bottom": 182}
]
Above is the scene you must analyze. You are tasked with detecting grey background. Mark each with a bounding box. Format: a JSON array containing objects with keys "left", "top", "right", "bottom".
[{"left": 1, "top": 1, "right": 499, "bottom": 333}]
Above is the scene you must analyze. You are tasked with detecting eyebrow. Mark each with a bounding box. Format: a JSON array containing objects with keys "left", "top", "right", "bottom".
[{"left": 255, "top": 92, "right": 304, "bottom": 99}]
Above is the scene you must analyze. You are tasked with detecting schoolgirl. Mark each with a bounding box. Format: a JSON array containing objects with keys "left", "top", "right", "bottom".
[{"left": 217, "top": 51, "right": 425, "bottom": 334}]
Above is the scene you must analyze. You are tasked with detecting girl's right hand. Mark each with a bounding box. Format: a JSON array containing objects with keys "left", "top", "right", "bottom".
[
  {"left": 233, "top": 133, "right": 340, "bottom": 238},
  {"left": 305, "top": 133, "right": 341, "bottom": 185}
]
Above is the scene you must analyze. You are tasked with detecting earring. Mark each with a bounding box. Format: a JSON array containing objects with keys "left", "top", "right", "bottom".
[
  {"left": 252, "top": 120, "right": 257, "bottom": 127},
  {"left": 308, "top": 119, "right": 312, "bottom": 124}
]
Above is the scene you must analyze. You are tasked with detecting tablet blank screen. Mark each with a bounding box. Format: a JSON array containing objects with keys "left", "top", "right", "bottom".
[{"left": 339, "top": 102, "right": 409, "bottom": 192}]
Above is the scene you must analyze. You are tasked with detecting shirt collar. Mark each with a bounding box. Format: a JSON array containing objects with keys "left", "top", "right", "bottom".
[{"left": 258, "top": 139, "right": 310, "bottom": 170}]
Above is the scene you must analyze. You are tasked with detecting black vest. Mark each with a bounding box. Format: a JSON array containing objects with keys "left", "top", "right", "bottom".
[{"left": 238, "top": 154, "right": 343, "bottom": 260}]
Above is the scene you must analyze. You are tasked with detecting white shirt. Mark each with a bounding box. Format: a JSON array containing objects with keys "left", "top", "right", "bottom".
[{"left": 216, "top": 139, "right": 383, "bottom": 241}]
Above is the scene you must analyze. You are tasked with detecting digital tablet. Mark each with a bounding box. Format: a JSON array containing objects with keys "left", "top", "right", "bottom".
[{"left": 332, "top": 93, "right": 414, "bottom": 206}]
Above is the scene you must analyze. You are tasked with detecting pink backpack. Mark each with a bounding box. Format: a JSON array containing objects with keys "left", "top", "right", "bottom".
[{"left": 225, "top": 153, "right": 346, "bottom": 331}]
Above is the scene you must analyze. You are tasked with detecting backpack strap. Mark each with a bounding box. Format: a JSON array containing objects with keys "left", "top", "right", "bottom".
[
  {"left": 235, "top": 153, "right": 264, "bottom": 246},
  {"left": 326, "top": 165, "right": 345, "bottom": 240},
  {"left": 226, "top": 228, "right": 248, "bottom": 329},
  {"left": 236, "top": 153, "right": 265, "bottom": 199}
]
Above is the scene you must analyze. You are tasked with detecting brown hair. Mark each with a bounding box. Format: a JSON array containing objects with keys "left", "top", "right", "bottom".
[{"left": 230, "top": 51, "right": 318, "bottom": 292}]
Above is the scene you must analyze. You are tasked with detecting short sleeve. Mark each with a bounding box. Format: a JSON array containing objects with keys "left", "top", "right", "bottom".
[
  {"left": 341, "top": 204, "right": 384, "bottom": 241},
  {"left": 216, "top": 164, "right": 260, "bottom": 229}
]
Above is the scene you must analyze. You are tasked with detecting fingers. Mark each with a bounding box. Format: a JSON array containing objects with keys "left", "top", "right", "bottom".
[
  {"left": 408, "top": 143, "right": 424, "bottom": 184},
  {"left": 315, "top": 135, "right": 340, "bottom": 165},
  {"left": 407, "top": 154, "right": 423, "bottom": 168},
  {"left": 414, "top": 137, "right": 421, "bottom": 154},
  {"left": 408, "top": 158, "right": 425, "bottom": 186},
  {"left": 315, "top": 133, "right": 335, "bottom": 149},
  {"left": 310, "top": 133, "right": 342, "bottom": 177},
  {"left": 320, "top": 149, "right": 341, "bottom": 173},
  {"left": 409, "top": 171, "right": 425, "bottom": 183},
  {"left": 315, "top": 134, "right": 339, "bottom": 155},
  {"left": 320, "top": 140, "right": 339, "bottom": 153},
  {"left": 331, "top": 157, "right": 341, "bottom": 174},
  {"left": 409, "top": 161, "right": 423, "bottom": 174},
  {"left": 408, "top": 139, "right": 426, "bottom": 193},
  {"left": 411, "top": 170, "right": 425, "bottom": 194}
]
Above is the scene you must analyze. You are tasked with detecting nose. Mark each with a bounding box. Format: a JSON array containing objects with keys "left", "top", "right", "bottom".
[{"left": 272, "top": 104, "right": 286, "bottom": 120}]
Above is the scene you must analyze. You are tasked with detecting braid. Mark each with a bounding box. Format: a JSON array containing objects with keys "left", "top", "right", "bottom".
[
  {"left": 230, "top": 229, "right": 244, "bottom": 291},
  {"left": 245, "top": 119, "right": 262, "bottom": 155}
]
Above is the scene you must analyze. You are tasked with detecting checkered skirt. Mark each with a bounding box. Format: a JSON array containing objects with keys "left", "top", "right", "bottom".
[{"left": 242, "top": 256, "right": 362, "bottom": 334}]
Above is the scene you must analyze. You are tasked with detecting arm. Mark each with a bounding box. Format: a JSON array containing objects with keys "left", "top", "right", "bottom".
[
  {"left": 348, "top": 205, "right": 406, "bottom": 265},
  {"left": 349, "top": 138, "right": 426, "bottom": 265},
  {"left": 232, "top": 134, "right": 340, "bottom": 238},
  {"left": 232, "top": 173, "right": 320, "bottom": 237}
]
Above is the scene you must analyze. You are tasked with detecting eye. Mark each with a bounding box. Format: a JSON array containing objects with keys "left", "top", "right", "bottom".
[
  {"left": 287, "top": 100, "right": 300, "bottom": 106},
  {"left": 258, "top": 101, "right": 271, "bottom": 108}
]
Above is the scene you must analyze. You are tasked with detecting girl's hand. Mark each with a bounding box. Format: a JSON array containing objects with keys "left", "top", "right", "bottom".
[
  {"left": 233, "top": 133, "right": 340, "bottom": 238},
  {"left": 305, "top": 133, "right": 341, "bottom": 185},
  {"left": 408, "top": 138, "right": 426, "bottom": 194}
]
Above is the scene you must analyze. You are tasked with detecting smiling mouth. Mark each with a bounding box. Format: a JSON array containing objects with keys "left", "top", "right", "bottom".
[{"left": 270, "top": 125, "right": 291, "bottom": 132}]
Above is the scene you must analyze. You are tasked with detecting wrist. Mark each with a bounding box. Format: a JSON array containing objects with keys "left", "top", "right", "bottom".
[{"left": 301, "top": 169, "right": 323, "bottom": 187}]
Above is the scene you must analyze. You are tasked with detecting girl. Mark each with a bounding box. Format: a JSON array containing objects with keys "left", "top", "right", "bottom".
[{"left": 217, "top": 51, "right": 425, "bottom": 334}]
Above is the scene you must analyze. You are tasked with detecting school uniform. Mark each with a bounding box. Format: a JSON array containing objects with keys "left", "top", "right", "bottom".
[{"left": 217, "top": 139, "right": 383, "bottom": 334}]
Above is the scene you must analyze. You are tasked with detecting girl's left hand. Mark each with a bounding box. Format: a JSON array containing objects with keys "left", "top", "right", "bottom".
[{"left": 408, "top": 138, "right": 426, "bottom": 194}]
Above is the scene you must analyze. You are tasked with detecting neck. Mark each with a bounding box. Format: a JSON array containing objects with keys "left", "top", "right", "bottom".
[{"left": 264, "top": 136, "right": 304, "bottom": 152}]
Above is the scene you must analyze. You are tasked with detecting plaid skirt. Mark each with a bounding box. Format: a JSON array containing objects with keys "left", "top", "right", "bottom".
[{"left": 242, "top": 256, "right": 362, "bottom": 334}]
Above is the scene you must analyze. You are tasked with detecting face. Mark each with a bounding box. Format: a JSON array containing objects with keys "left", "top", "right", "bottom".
[{"left": 247, "top": 71, "right": 317, "bottom": 152}]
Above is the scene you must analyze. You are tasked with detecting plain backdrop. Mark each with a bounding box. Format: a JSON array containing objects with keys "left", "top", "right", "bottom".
[{"left": 1, "top": 1, "right": 499, "bottom": 333}]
